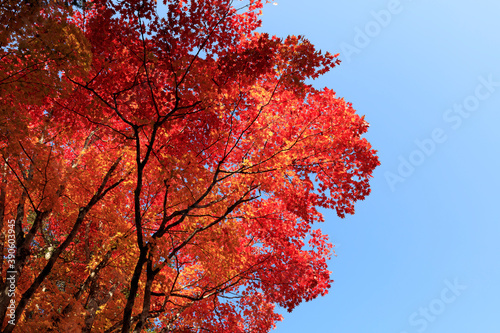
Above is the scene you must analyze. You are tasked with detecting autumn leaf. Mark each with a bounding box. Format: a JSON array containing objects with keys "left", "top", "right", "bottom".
[{"left": 0, "top": 0, "right": 379, "bottom": 332}]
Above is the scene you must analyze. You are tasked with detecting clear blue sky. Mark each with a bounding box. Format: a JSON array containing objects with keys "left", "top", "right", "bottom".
[{"left": 257, "top": 1, "right": 500, "bottom": 332}]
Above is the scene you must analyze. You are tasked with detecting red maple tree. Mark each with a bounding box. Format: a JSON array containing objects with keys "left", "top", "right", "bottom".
[{"left": 0, "top": 0, "right": 379, "bottom": 331}]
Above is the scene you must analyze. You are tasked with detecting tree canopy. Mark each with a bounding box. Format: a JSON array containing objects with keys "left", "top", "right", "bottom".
[{"left": 0, "top": 0, "right": 379, "bottom": 331}]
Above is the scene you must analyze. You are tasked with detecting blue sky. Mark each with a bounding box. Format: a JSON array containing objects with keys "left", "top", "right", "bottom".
[{"left": 258, "top": 1, "right": 500, "bottom": 332}]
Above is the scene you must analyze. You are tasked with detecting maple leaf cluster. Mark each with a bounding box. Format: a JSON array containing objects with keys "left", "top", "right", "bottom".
[{"left": 0, "top": 0, "right": 379, "bottom": 331}]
